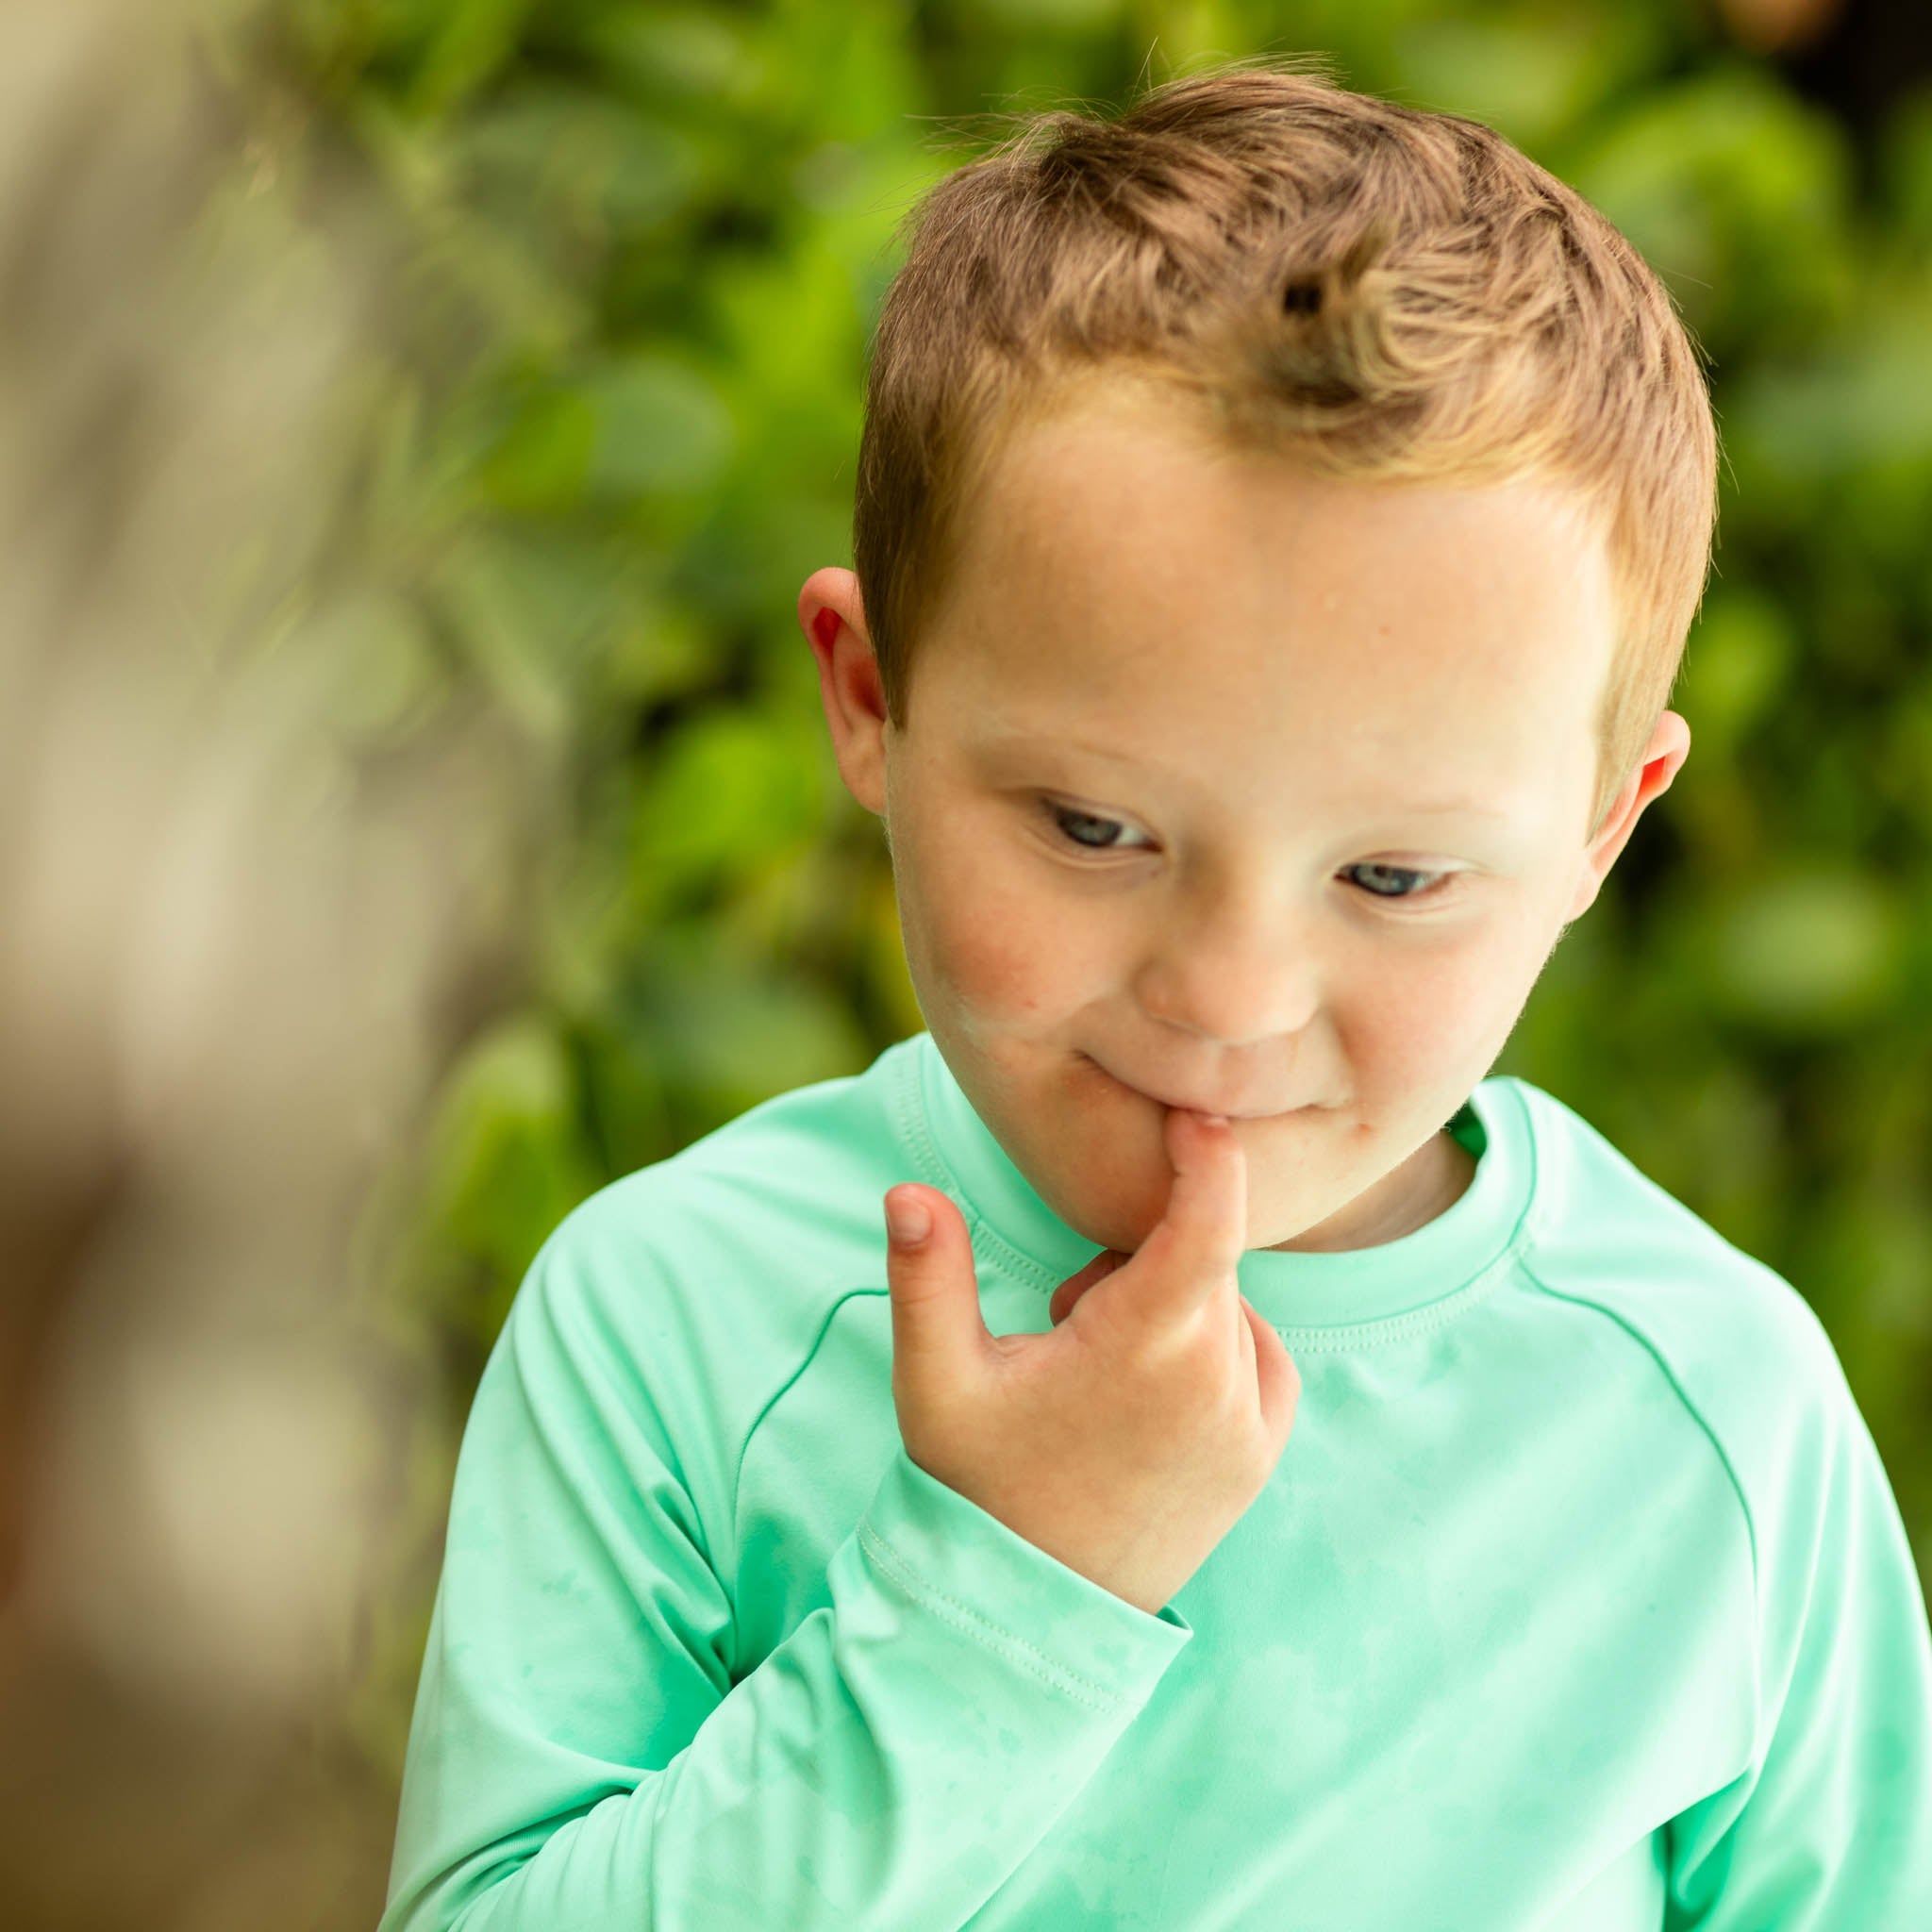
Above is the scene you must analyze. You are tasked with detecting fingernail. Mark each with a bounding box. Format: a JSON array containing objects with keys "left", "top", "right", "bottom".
[
  {"left": 885, "top": 1191, "right": 931, "bottom": 1246},
  {"left": 1195, "top": 1111, "right": 1228, "bottom": 1129}
]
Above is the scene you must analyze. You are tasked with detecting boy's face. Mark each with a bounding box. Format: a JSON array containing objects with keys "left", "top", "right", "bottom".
[{"left": 801, "top": 374, "right": 1689, "bottom": 1257}]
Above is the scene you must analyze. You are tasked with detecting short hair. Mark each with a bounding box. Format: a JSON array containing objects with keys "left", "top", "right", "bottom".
[{"left": 852, "top": 54, "right": 1721, "bottom": 844}]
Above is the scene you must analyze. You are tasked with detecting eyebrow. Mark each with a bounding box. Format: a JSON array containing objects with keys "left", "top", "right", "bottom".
[{"left": 978, "top": 727, "right": 1519, "bottom": 822}]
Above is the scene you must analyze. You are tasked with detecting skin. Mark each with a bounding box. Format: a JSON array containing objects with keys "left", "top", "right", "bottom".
[{"left": 799, "top": 371, "right": 1690, "bottom": 1259}]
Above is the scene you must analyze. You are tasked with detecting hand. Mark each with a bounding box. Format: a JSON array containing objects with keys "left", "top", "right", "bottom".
[{"left": 882, "top": 1107, "right": 1300, "bottom": 1617}]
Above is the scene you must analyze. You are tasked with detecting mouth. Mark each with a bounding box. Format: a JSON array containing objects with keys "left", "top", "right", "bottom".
[{"left": 1084, "top": 1055, "right": 1306, "bottom": 1121}]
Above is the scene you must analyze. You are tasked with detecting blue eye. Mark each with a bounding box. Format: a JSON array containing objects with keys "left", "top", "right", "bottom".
[
  {"left": 1045, "top": 804, "right": 1146, "bottom": 851},
  {"left": 1344, "top": 862, "right": 1446, "bottom": 900},
  {"left": 1042, "top": 803, "right": 1452, "bottom": 901}
]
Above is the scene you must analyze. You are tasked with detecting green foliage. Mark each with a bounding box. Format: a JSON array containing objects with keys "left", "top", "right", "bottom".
[{"left": 231, "top": 0, "right": 1932, "bottom": 1685}]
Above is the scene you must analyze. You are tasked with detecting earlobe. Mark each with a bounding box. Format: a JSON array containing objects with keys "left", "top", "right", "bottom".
[{"left": 1565, "top": 870, "right": 1604, "bottom": 923}]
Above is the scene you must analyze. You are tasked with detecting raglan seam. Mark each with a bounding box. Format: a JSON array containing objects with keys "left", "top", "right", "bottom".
[
  {"left": 727, "top": 1272, "right": 1140, "bottom": 1713},
  {"left": 726, "top": 1283, "right": 881, "bottom": 1608},
  {"left": 1509, "top": 1075, "right": 1766, "bottom": 1758},
  {"left": 1510, "top": 1239, "right": 1767, "bottom": 1768},
  {"left": 1511, "top": 1244, "right": 1763, "bottom": 1588},
  {"left": 1508, "top": 1079, "right": 1766, "bottom": 1646}
]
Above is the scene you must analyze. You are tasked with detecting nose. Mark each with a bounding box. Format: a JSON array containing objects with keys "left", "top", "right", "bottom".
[{"left": 1132, "top": 885, "right": 1323, "bottom": 1047}]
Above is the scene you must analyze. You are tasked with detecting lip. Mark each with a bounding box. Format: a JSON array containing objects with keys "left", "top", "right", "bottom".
[{"left": 1090, "top": 1058, "right": 1306, "bottom": 1120}]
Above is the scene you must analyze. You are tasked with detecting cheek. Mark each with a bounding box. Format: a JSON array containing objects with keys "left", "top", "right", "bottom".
[
  {"left": 933, "top": 886, "right": 1074, "bottom": 1021},
  {"left": 1341, "top": 926, "right": 1530, "bottom": 1074},
  {"left": 1442, "top": 910, "right": 1564, "bottom": 1058},
  {"left": 907, "top": 838, "right": 1095, "bottom": 1023}
]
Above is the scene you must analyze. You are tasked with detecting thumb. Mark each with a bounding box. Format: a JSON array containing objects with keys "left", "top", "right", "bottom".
[{"left": 882, "top": 1185, "right": 986, "bottom": 1401}]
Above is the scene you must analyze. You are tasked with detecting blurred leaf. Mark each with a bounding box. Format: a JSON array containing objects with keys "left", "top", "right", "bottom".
[
  {"left": 477, "top": 383, "right": 597, "bottom": 513},
  {"left": 636, "top": 930, "right": 872, "bottom": 1117},
  {"left": 1387, "top": 11, "right": 1663, "bottom": 152},
  {"left": 1709, "top": 867, "right": 1906, "bottom": 1028},
  {"left": 1725, "top": 291, "right": 1932, "bottom": 482},
  {"left": 1878, "top": 79, "right": 1932, "bottom": 246},
  {"left": 604, "top": 596, "right": 715, "bottom": 705},
  {"left": 583, "top": 351, "right": 737, "bottom": 502},
  {"left": 964, "top": 0, "right": 1128, "bottom": 29},
  {"left": 675, "top": 487, "right": 854, "bottom": 631},
  {"left": 308, "top": 589, "right": 450, "bottom": 742},
  {"left": 573, "top": 1013, "right": 674, "bottom": 1179},
  {"left": 377, "top": 0, "right": 537, "bottom": 119},
  {"left": 631, "top": 705, "right": 830, "bottom": 905},
  {"left": 1674, "top": 588, "right": 1797, "bottom": 752},
  {"left": 422, "top": 1014, "right": 601, "bottom": 1289},
  {"left": 581, "top": 7, "right": 762, "bottom": 107},
  {"left": 430, "top": 524, "right": 639, "bottom": 736},
  {"left": 452, "top": 80, "right": 708, "bottom": 252},
  {"left": 1569, "top": 63, "right": 1857, "bottom": 350},
  {"left": 1877, "top": 683, "right": 1932, "bottom": 833}
]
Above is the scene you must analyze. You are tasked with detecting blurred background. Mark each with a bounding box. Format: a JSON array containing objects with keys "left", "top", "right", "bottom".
[{"left": 2, "top": 0, "right": 1928, "bottom": 1924}]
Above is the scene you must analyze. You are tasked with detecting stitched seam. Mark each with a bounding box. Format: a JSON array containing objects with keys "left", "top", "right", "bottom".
[
  {"left": 889, "top": 1037, "right": 1061, "bottom": 1293},
  {"left": 856, "top": 1517, "right": 1131, "bottom": 1714},
  {"left": 1268, "top": 1229, "right": 1530, "bottom": 1352}
]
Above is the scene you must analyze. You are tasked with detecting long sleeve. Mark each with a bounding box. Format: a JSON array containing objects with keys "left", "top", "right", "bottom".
[
  {"left": 376, "top": 1218, "right": 1193, "bottom": 1932},
  {"left": 1659, "top": 1330, "right": 1932, "bottom": 1928}
]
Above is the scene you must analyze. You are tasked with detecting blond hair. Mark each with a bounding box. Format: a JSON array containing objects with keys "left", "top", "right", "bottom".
[{"left": 853, "top": 54, "right": 1720, "bottom": 842}]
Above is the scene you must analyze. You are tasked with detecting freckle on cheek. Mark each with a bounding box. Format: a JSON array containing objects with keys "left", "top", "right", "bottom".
[{"left": 941, "top": 908, "right": 1040, "bottom": 1015}]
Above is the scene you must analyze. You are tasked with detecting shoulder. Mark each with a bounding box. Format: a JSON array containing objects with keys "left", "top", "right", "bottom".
[
  {"left": 477, "top": 1046, "right": 919, "bottom": 1516},
  {"left": 1492, "top": 1073, "right": 1852, "bottom": 1451},
  {"left": 1497, "top": 1075, "right": 1833, "bottom": 1345},
  {"left": 512, "top": 1041, "right": 916, "bottom": 1353}
]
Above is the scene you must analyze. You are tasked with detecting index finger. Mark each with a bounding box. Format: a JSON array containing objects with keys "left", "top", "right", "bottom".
[{"left": 1113, "top": 1106, "right": 1248, "bottom": 1320}]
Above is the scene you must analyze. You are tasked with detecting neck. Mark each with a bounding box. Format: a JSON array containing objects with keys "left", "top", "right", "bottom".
[{"left": 1264, "top": 1127, "right": 1476, "bottom": 1254}]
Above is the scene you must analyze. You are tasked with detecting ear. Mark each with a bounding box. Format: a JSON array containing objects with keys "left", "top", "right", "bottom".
[
  {"left": 1565, "top": 710, "right": 1692, "bottom": 922},
  {"left": 797, "top": 566, "right": 890, "bottom": 816}
]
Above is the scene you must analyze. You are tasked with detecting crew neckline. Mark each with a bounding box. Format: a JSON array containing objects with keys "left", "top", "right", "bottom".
[{"left": 889, "top": 1031, "right": 1535, "bottom": 1344}]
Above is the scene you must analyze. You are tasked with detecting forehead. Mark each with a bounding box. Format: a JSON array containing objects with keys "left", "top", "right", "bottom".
[{"left": 929, "top": 380, "right": 1617, "bottom": 819}]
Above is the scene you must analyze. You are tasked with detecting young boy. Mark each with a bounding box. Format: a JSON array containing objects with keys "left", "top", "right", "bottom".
[{"left": 380, "top": 58, "right": 1932, "bottom": 1931}]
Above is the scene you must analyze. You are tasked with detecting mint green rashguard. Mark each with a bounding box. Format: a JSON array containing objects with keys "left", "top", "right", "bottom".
[{"left": 379, "top": 1031, "right": 1932, "bottom": 1931}]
